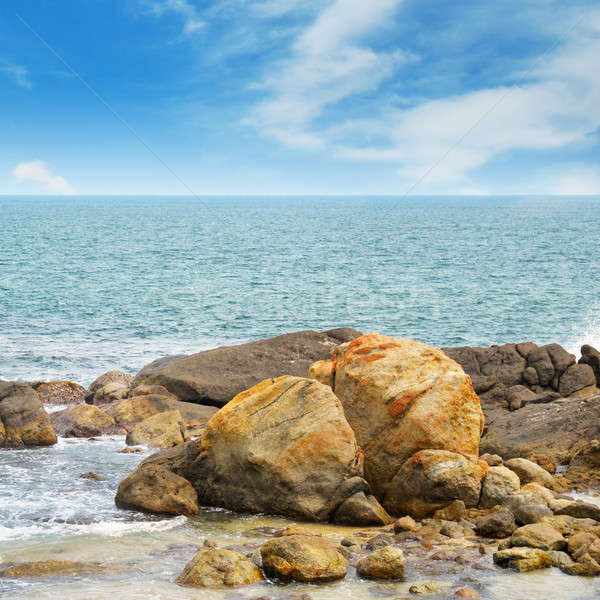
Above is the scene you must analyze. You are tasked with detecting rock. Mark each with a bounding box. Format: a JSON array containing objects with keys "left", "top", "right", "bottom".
[
  {"left": 561, "top": 553, "right": 600, "bottom": 576},
  {"left": 580, "top": 345, "right": 600, "bottom": 386},
  {"left": 568, "top": 531, "right": 598, "bottom": 555},
  {"left": 512, "top": 504, "right": 553, "bottom": 525},
  {"left": 30, "top": 381, "right": 85, "bottom": 405},
  {"left": 51, "top": 404, "right": 124, "bottom": 437},
  {"left": 433, "top": 500, "right": 466, "bottom": 521},
  {"left": 545, "top": 515, "right": 598, "bottom": 536},
  {"left": 549, "top": 550, "right": 574, "bottom": 569},
  {"left": 556, "top": 502, "right": 600, "bottom": 521},
  {"left": 480, "top": 453, "right": 503, "bottom": 466},
  {"left": 0, "top": 560, "right": 112, "bottom": 578},
  {"left": 102, "top": 394, "right": 217, "bottom": 432},
  {"left": 506, "top": 385, "right": 537, "bottom": 411},
  {"left": 260, "top": 535, "right": 347, "bottom": 583},
  {"left": 527, "top": 453, "right": 556, "bottom": 474},
  {"left": 125, "top": 410, "right": 187, "bottom": 448},
  {"left": 186, "top": 376, "right": 365, "bottom": 521},
  {"left": 479, "top": 466, "right": 521, "bottom": 508},
  {"left": 384, "top": 450, "right": 488, "bottom": 518},
  {"left": 118, "top": 446, "right": 142, "bottom": 453},
  {"left": 0, "top": 382, "right": 56, "bottom": 447},
  {"left": 475, "top": 508, "right": 516, "bottom": 538},
  {"left": 80, "top": 471, "right": 105, "bottom": 481},
  {"left": 365, "top": 534, "right": 395, "bottom": 551},
  {"left": 455, "top": 589, "right": 480, "bottom": 599},
  {"left": 333, "top": 335, "right": 484, "bottom": 498},
  {"left": 409, "top": 582, "right": 441, "bottom": 594},
  {"left": 394, "top": 515, "right": 417, "bottom": 533},
  {"left": 509, "top": 523, "right": 565, "bottom": 551},
  {"left": 504, "top": 458, "right": 555, "bottom": 487},
  {"left": 90, "top": 382, "right": 129, "bottom": 406},
  {"left": 493, "top": 547, "right": 552, "bottom": 571},
  {"left": 356, "top": 546, "right": 405, "bottom": 580},
  {"left": 559, "top": 364, "right": 596, "bottom": 397},
  {"left": 527, "top": 346, "right": 556, "bottom": 387},
  {"left": 127, "top": 384, "right": 174, "bottom": 398},
  {"left": 523, "top": 367, "right": 539, "bottom": 386},
  {"left": 332, "top": 492, "right": 392, "bottom": 526},
  {"left": 115, "top": 461, "right": 199, "bottom": 516},
  {"left": 133, "top": 328, "right": 362, "bottom": 406},
  {"left": 85, "top": 370, "right": 133, "bottom": 404},
  {"left": 176, "top": 548, "right": 263, "bottom": 587},
  {"left": 308, "top": 360, "right": 333, "bottom": 387},
  {"left": 440, "top": 521, "right": 472, "bottom": 538}
]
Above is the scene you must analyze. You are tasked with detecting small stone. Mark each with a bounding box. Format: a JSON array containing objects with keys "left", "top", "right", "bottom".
[
  {"left": 409, "top": 582, "right": 441, "bottom": 594},
  {"left": 455, "top": 589, "right": 480, "bottom": 599},
  {"left": 356, "top": 546, "right": 405, "bottom": 580},
  {"left": 480, "top": 454, "right": 503, "bottom": 466},
  {"left": 475, "top": 508, "right": 516, "bottom": 539},
  {"left": 118, "top": 446, "right": 143, "bottom": 453},
  {"left": 79, "top": 471, "right": 105, "bottom": 481},
  {"left": 434, "top": 500, "right": 466, "bottom": 522},
  {"left": 365, "top": 534, "right": 394, "bottom": 551},
  {"left": 493, "top": 547, "right": 551, "bottom": 571},
  {"left": 394, "top": 515, "right": 417, "bottom": 533}
]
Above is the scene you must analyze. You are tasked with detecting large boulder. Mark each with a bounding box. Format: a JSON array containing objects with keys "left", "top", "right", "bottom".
[
  {"left": 504, "top": 458, "right": 555, "bottom": 488},
  {"left": 0, "top": 382, "right": 56, "bottom": 447},
  {"left": 30, "top": 381, "right": 85, "bottom": 405},
  {"left": 51, "top": 404, "right": 125, "bottom": 437},
  {"left": 260, "top": 535, "right": 347, "bottom": 582},
  {"left": 85, "top": 370, "right": 133, "bottom": 405},
  {"left": 479, "top": 465, "right": 521, "bottom": 508},
  {"left": 331, "top": 334, "right": 484, "bottom": 497},
  {"left": 125, "top": 410, "right": 187, "bottom": 448},
  {"left": 186, "top": 376, "right": 366, "bottom": 521},
  {"left": 580, "top": 345, "right": 600, "bottom": 386},
  {"left": 383, "top": 449, "right": 488, "bottom": 518},
  {"left": 177, "top": 548, "right": 263, "bottom": 587},
  {"left": 480, "top": 393, "right": 600, "bottom": 463},
  {"left": 133, "top": 328, "right": 362, "bottom": 406}
]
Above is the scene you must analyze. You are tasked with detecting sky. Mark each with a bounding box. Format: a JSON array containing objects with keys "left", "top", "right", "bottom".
[{"left": 1, "top": 0, "right": 599, "bottom": 195}]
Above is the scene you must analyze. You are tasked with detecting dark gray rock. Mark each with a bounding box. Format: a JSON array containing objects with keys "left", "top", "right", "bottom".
[
  {"left": 580, "top": 345, "right": 600, "bottom": 386},
  {"left": 558, "top": 364, "right": 596, "bottom": 397}
]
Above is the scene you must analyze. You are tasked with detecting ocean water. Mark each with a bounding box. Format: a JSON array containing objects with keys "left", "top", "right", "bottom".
[{"left": 2, "top": 195, "right": 600, "bottom": 386}]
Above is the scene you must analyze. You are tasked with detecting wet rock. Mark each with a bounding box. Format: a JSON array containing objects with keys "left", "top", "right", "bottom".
[
  {"left": 308, "top": 360, "right": 333, "bottom": 387},
  {"left": 568, "top": 532, "right": 598, "bottom": 555},
  {"left": 260, "top": 535, "right": 347, "bottom": 583},
  {"left": 433, "top": 500, "right": 466, "bottom": 522},
  {"left": 51, "top": 404, "right": 124, "bottom": 437},
  {"left": 394, "top": 516, "right": 417, "bottom": 533},
  {"left": 118, "top": 446, "right": 143, "bottom": 453},
  {"left": 509, "top": 523, "right": 565, "bottom": 551},
  {"left": 30, "top": 381, "right": 85, "bottom": 405},
  {"left": 115, "top": 464, "right": 199, "bottom": 516},
  {"left": 80, "top": 471, "right": 105, "bottom": 481},
  {"left": 177, "top": 548, "right": 263, "bottom": 587},
  {"left": 186, "top": 376, "right": 365, "bottom": 521},
  {"left": 333, "top": 492, "right": 392, "bottom": 526},
  {"left": 504, "top": 458, "right": 555, "bottom": 488},
  {"left": 0, "top": 381, "right": 56, "bottom": 448},
  {"left": 384, "top": 450, "right": 487, "bottom": 518},
  {"left": 480, "top": 453, "right": 503, "bottom": 466},
  {"left": 409, "top": 582, "right": 441, "bottom": 594},
  {"left": 133, "top": 328, "right": 361, "bottom": 406},
  {"left": 493, "top": 547, "right": 551, "bottom": 571},
  {"left": 474, "top": 508, "right": 516, "bottom": 538},
  {"left": 549, "top": 550, "right": 574, "bottom": 569},
  {"left": 0, "top": 560, "right": 112, "bottom": 578},
  {"left": 561, "top": 553, "right": 600, "bottom": 576},
  {"left": 333, "top": 335, "right": 484, "bottom": 499},
  {"left": 85, "top": 370, "right": 133, "bottom": 404},
  {"left": 479, "top": 466, "right": 521, "bottom": 508},
  {"left": 126, "top": 410, "right": 188, "bottom": 448},
  {"left": 356, "top": 546, "right": 405, "bottom": 580}
]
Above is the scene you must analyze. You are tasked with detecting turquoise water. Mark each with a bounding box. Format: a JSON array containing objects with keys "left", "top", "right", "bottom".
[{"left": 2, "top": 195, "right": 600, "bottom": 385}]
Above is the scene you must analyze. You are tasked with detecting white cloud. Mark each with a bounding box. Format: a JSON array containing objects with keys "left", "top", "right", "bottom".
[
  {"left": 538, "top": 167, "right": 600, "bottom": 195},
  {"left": 12, "top": 161, "right": 75, "bottom": 195},
  {"left": 144, "top": 0, "right": 204, "bottom": 36},
  {"left": 243, "top": 0, "right": 405, "bottom": 149},
  {"left": 0, "top": 63, "right": 32, "bottom": 88}
]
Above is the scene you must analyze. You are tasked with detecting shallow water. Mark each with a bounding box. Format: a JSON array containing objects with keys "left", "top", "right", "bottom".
[
  {"left": 2, "top": 436, "right": 600, "bottom": 600},
  {"left": 2, "top": 196, "right": 600, "bottom": 385}
]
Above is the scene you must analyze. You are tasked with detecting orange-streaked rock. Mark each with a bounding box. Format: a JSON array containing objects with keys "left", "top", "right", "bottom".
[
  {"left": 308, "top": 360, "right": 334, "bottom": 387},
  {"left": 332, "top": 333, "right": 484, "bottom": 497}
]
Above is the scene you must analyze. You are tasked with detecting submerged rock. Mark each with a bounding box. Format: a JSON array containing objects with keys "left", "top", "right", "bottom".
[
  {"left": 332, "top": 334, "right": 484, "bottom": 499},
  {"left": 0, "top": 381, "right": 56, "bottom": 448},
  {"left": 356, "top": 546, "right": 405, "bottom": 580},
  {"left": 133, "top": 328, "right": 361, "bottom": 406},
  {"left": 384, "top": 449, "right": 488, "bottom": 518},
  {"left": 177, "top": 548, "right": 263, "bottom": 587},
  {"left": 260, "top": 535, "right": 347, "bottom": 582},
  {"left": 0, "top": 560, "right": 113, "bottom": 578},
  {"left": 186, "top": 376, "right": 366, "bottom": 521}
]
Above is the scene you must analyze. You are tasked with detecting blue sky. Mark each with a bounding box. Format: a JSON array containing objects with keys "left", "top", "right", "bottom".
[{"left": 1, "top": 0, "right": 599, "bottom": 195}]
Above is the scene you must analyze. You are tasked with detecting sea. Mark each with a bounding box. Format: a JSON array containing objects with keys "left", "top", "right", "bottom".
[{"left": 2, "top": 195, "right": 600, "bottom": 599}]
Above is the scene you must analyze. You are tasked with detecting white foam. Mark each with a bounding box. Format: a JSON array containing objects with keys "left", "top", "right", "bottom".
[{"left": 565, "top": 315, "right": 600, "bottom": 357}]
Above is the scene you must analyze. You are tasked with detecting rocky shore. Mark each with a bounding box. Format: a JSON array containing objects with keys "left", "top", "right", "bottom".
[{"left": 3, "top": 328, "right": 600, "bottom": 596}]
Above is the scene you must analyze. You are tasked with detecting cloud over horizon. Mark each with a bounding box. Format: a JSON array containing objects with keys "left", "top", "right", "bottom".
[{"left": 12, "top": 161, "right": 75, "bottom": 195}]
